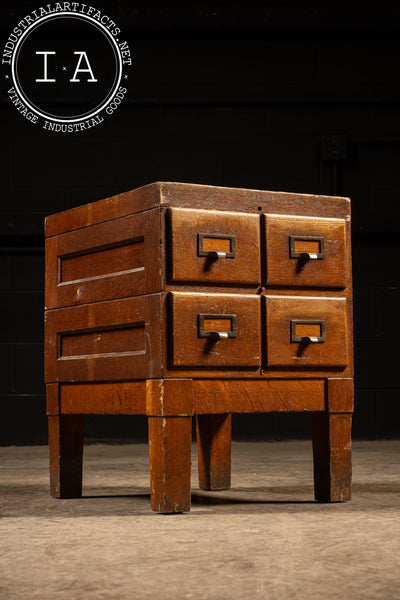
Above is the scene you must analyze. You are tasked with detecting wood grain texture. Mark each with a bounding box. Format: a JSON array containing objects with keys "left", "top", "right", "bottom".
[
  {"left": 47, "top": 213, "right": 146, "bottom": 309},
  {"left": 312, "top": 412, "right": 352, "bottom": 502},
  {"left": 165, "top": 369, "right": 352, "bottom": 379},
  {"left": 265, "top": 215, "right": 348, "bottom": 288},
  {"left": 293, "top": 239, "right": 320, "bottom": 253},
  {"left": 61, "top": 325, "right": 145, "bottom": 358},
  {"left": 45, "top": 182, "right": 160, "bottom": 237},
  {"left": 57, "top": 213, "right": 144, "bottom": 277},
  {"left": 146, "top": 378, "right": 193, "bottom": 416},
  {"left": 45, "top": 182, "right": 350, "bottom": 239},
  {"left": 160, "top": 291, "right": 352, "bottom": 379},
  {"left": 202, "top": 237, "right": 231, "bottom": 252},
  {"left": 160, "top": 182, "right": 351, "bottom": 219},
  {"left": 169, "top": 292, "right": 261, "bottom": 368},
  {"left": 60, "top": 381, "right": 146, "bottom": 414},
  {"left": 148, "top": 416, "right": 192, "bottom": 513},
  {"left": 45, "top": 296, "right": 148, "bottom": 382},
  {"left": 44, "top": 182, "right": 354, "bottom": 512},
  {"left": 326, "top": 378, "right": 354, "bottom": 413},
  {"left": 61, "top": 241, "right": 144, "bottom": 283},
  {"left": 167, "top": 286, "right": 348, "bottom": 298},
  {"left": 144, "top": 293, "right": 163, "bottom": 380},
  {"left": 344, "top": 219, "right": 354, "bottom": 376},
  {"left": 46, "top": 383, "right": 59, "bottom": 415},
  {"left": 196, "top": 414, "right": 232, "bottom": 490},
  {"left": 55, "top": 269, "right": 146, "bottom": 310},
  {"left": 45, "top": 237, "right": 58, "bottom": 310},
  {"left": 193, "top": 379, "right": 325, "bottom": 413},
  {"left": 294, "top": 322, "right": 322, "bottom": 337},
  {"left": 168, "top": 207, "right": 260, "bottom": 284},
  {"left": 202, "top": 317, "right": 233, "bottom": 332},
  {"left": 48, "top": 415, "right": 84, "bottom": 498},
  {"left": 144, "top": 208, "right": 162, "bottom": 294},
  {"left": 265, "top": 295, "right": 349, "bottom": 368}
]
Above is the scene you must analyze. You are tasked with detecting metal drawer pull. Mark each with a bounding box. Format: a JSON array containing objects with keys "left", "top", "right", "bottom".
[
  {"left": 290, "top": 320, "right": 326, "bottom": 343},
  {"left": 216, "top": 331, "right": 229, "bottom": 339},
  {"left": 198, "top": 314, "right": 237, "bottom": 339},
  {"left": 289, "top": 236, "right": 325, "bottom": 260},
  {"left": 198, "top": 233, "right": 236, "bottom": 259}
]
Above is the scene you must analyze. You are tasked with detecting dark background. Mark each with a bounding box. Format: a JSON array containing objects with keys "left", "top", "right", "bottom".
[{"left": 1, "top": 1, "right": 399, "bottom": 444}]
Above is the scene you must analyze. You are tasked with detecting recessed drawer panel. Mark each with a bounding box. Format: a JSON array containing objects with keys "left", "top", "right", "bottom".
[
  {"left": 265, "top": 296, "right": 349, "bottom": 368},
  {"left": 45, "top": 297, "right": 148, "bottom": 382},
  {"left": 169, "top": 208, "right": 260, "bottom": 284},
  {"left": 46, "top": 212, "right": 146, "bottom": 309},
  {"left": 169, "top": 292, "right": 261, "bottom": 367},
  {"left": 265, "top": 215, "right": 347, "bottom": 288}
]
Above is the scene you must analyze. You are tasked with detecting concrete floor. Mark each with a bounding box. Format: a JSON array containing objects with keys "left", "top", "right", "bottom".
[{"left": 1, "top": 440, "right": 399, "bottom": 600}]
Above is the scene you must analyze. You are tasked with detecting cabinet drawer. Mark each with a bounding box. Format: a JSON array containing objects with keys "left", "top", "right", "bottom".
[
  {"left": 46, "top": 213, "right": 146, "bottom": 309},
  {"left": 265, "top": 215, "right": 347, "bottom": 288},
  {"left": 265, "top": 296, "right": 349, "bottom": 368},
  {"left": 169, "top": 292, "right": 261, "bottom": 367},
  {"left": 45, "top": 297, "right": 149, "bottom": 382},
  {"left": 168, "top": 208, "right": 260, "bottom": 284}
]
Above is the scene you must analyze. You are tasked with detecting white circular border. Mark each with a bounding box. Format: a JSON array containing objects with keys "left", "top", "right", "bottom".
[{"left": 11, "top": 11, "right": 123, "bottom": 123}]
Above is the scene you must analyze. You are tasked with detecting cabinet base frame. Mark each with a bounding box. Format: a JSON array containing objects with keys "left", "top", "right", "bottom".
[{"left": 47, "top": 378, "right": 352, "bottom": 512}]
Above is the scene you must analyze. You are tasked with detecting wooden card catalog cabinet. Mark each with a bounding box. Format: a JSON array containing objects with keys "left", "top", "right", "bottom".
[{"left": 45, "top": 182, "right": 353, "bottom": 513}]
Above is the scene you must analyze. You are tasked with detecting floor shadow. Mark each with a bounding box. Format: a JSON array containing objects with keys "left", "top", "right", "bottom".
[
  {"left": 82, "top": 493, "right": 150, "bottom": 500},
  {"left": 191, "top": 493, "right": 315, "bottom": 506}
]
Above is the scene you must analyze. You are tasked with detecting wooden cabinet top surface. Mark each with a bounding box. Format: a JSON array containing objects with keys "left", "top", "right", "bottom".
[{"left": 45, "top": 181, "right": 351, "bottom": 237}]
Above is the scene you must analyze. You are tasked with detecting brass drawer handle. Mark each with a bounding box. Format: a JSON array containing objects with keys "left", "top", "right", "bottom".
[
  {"left": 290, "top": 320, "right": 326, "bottom": 343},
  {"left": 198, "top": 314, "right": 237, "bottom": 339},
  {"left": 289, "top": 236, "right": 325, "bottom": 260},
  {"left": 197, "top": 233, "right": 236, "bottom": 259}
]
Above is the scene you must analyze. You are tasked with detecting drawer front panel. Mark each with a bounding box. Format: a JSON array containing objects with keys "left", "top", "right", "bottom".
[
  {"left": 169, "top": 293, "right": 261, "bottom": 367},
  {"left": 265, "top": 215, "right": 347, "bottom": 288},
  {"left": 169, "top": 208, "right": 260, "bottom": 284},
  {"left": 45, "top": 297, "right": 149, "bottom": 382},
  {"left": 265, "top": 296, "right": 349, "bottom": 368},
  {"left": 45, "top": 209, "right": 162, "bottom": 309}
]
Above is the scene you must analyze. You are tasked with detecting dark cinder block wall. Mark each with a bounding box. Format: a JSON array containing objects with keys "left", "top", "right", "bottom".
[{"left": 1, "top": 1, "right": 399, "bottom": 443}]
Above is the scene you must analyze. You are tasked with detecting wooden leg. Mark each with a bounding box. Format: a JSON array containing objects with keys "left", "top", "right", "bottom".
[
  {"left": 196, "top": 414, "right": 231, "bottom": 490},
  {"left": 148, "top": 416, "right": 192, "bottom": 513},
  {"left": 48, "top": 415, "right": 84, "bottom": 498},
  {"left": 312, "top": 412, "right": 352, "bottom": 502}
]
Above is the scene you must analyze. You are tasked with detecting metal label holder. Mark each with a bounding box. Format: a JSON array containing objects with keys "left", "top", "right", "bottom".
[
  {"left": 289, "top": 235, "right": 325, "bottom": 260},
  {"left": 198, "top": 233, "right": 236, "bottom": 258},
  {"left": 198, "top": 314, "right": 237, "bottom": 339},
  {"left": 290, "top": 319, "right": 326, "bottom": 343}
]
